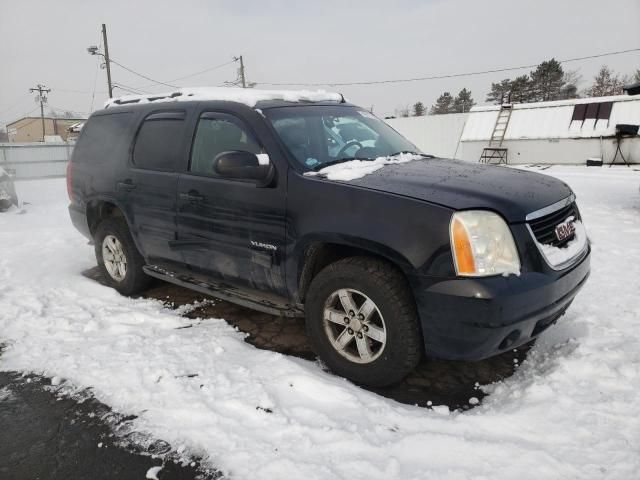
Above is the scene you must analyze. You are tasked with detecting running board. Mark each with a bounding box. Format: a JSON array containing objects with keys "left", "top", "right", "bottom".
[{"left": 143, "top": 265, "right": 304, "bottom": 318}]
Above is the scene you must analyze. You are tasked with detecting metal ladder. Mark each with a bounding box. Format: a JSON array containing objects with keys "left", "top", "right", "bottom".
[{"left": 480, "top": 104, "right": 513, "bottom": 164}]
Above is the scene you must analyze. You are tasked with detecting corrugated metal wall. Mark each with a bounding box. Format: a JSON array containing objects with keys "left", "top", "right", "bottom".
[
  {"left": 386, "top": 113, "right": 469, "bottom": 158},
  {"left": 0, "top": 143, "right": 72, "bottom": 179}
]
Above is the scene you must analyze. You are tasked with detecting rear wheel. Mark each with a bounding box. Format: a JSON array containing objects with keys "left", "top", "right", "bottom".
[
  {"left": 305, "top": 257, "right": 422, "bottom": 387},
  {"left": 94, "top": 217, "right": 151, "bottom": 295}
]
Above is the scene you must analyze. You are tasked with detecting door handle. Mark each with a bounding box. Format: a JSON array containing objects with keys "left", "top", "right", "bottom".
[
  {"left": 116, "top": 180, "right": 137, "bottom": 192},
  {"left": 179, "top": 191, "right": 204, "bottom": 202}
]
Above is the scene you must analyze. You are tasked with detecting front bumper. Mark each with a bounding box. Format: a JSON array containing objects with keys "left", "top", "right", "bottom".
[{"left": 410, "top": 245, "right": 590, "bottom": 361}]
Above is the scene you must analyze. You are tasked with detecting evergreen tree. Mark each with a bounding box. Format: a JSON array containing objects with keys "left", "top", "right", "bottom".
[
  {"left": 587, "top": 66, "right": 625, "bottom": 97},
  {"left": 452, "top": 88, "right": 475, "bottom": 113},
  {"left": 430, "top": 92, "right": 454, "bottom": 114},
  {"left": 486, "top": 79, "right": 512, "bottom": 104},
  {"left": 509, "top": 75, "right": 533, "bottom": 103},
  {"left": 634, "top": 69, "right": 640, "bottom": 83},
  {"left": 529, "top": 58, "right": 566, "bottom": 102},
  {"left": 412, "top": 101, "right": 426, "bottom": 116}
]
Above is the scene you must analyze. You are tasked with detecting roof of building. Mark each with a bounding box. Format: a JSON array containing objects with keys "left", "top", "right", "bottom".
[
  {"left": 6, "top": 116, "right": 87, "bottom": 127},
  {"left": 461, "top": 95, "right": 640, "bottom": 141},
  {"left": 104, "top": 87, "right": 344, "bottom": 109},
  {"left": 470, "top": 94, "right": 637, "bottom": 112}
]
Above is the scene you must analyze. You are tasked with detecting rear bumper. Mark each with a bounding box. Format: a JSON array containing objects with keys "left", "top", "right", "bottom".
[
  {"left": 68, "top": 203, "right": 91, "bottom": 240},
  {"left": 410, "top": 246, "right": 590, "bottom": 361}
]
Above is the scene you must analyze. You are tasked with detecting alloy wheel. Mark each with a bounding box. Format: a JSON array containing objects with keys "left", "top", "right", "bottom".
[
  {"left": 322, "top": 288, "right": 387, "bottom": 364},
  {"left": 102, "top": 234, "right": 127, "bottom": 282}
]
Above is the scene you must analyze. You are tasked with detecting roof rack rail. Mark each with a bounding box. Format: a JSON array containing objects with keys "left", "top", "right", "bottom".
[{"left": 104, "top": 87, "right": 345, "bottom": 109}]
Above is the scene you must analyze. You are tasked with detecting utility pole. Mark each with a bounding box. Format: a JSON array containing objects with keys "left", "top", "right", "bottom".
[
  {"left": 29, "top": 84, "right": 51, "bottom": 142},
  {"left": 102, "top": 24, "right": 113, "bottom": 98},
  {"left": 238, "top": 55, "right": 246, "bottom": 88}
]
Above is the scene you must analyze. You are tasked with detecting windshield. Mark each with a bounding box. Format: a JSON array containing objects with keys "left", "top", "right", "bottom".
[{"left": 264, "top": 105, "right": 422, "bottom": 170}]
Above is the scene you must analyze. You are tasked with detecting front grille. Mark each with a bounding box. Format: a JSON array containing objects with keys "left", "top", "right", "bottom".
[{"left": 528, "top": 202, "right": 580, "bottom": 247}]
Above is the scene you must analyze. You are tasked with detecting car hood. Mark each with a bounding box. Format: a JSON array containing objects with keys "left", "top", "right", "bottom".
[{"left": 339, "top": 158, "right": 572, "bottom": 222}]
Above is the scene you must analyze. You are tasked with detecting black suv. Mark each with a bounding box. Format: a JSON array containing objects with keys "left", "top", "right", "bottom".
[{"left": 67, "top": 89, "right": 590, "bottom": 386}]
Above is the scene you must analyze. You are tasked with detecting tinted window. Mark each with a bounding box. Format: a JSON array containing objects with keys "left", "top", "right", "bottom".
[
  {"left": 265, "top": 106, "right": 418, "bottom": 170},
  {"left": 73, "top": 112, "right": 133, "bottom": 163},
  {"left": 133, "top": 115, "right": 186, "bottom": 171},
  {"left": 190, "top": 117, "right": 261, "bottom": 176}
]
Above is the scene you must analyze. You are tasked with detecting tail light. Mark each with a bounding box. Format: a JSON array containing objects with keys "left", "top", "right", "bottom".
[{"left": 66, "top": 161, "right": 73, "bottom": 201}]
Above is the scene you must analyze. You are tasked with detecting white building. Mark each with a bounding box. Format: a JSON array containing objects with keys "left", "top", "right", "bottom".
[{"left": 387, "top": 95, "right": 640, "bottom": 165}]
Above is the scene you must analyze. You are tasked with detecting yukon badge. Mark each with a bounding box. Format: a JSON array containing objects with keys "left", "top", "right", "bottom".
[
  {"left": 250, "top": 240, "right": 277, "bottom": 251},
  {"left": 555, "top": 216, "right": 576, "bottom": 242}
]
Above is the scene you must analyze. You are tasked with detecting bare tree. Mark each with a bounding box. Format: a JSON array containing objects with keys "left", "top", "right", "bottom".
[{"left": 586, "top": 65, "right": 625, "bottom": 97}]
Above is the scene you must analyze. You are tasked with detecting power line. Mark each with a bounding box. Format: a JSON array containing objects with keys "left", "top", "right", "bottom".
[
  {"left": 255, "top": 47, "right": 640, "bottom": 87},
  {"left": 50, "top": 57, "right": 238, "bottom": 98},
  {"left": 109, "top": 58, "right": 180, "bottom": 88},
  {"left": 167, "top": 59, "right": 238, "bottom": 83},
  {"left": 1, "top": 106, "right": 41, "bottom": 125},
  {"left": 108, "top": 58, "right": 238, "bottom": 91},
  {"left": 112, "top": 82, "right": 152, "bottom": 95},
  {"left": 47, "top": 105, "right": 91, "bottom": 116},
  {"left": 0, "top": 94, "right": 32, "bottom": 116}
]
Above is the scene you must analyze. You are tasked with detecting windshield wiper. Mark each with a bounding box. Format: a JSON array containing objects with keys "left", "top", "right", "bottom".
[
  {"left": 388, "top": 150, "right": 434, "bottom": 158},
  {"left": 311, "top": 157, "right": 374, "bottom": 171}
]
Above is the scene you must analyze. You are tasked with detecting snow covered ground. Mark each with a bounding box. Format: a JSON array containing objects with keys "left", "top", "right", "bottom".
[{"left": 1, "top": 166, "right": 639, "bottom": 480}]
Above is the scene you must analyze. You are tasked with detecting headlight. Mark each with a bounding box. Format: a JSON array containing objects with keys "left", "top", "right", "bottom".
[{"left": 450, "top": 210, "right": 520, "bottom": 277}]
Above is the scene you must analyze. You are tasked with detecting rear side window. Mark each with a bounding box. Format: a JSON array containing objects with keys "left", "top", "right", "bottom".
[
  {"left": 132, "top": 112, "right": 187, "bottom": 171},
  {"left": 73, "top": 112, "right": 133, "bottom": 163}
]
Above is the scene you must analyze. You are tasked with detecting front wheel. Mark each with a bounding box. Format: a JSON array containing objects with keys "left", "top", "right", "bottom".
[
  {"left": 305, "top": 257, "right": 422, "bottom": 387},
  {"left": 94, "top": 217, "right": 151, "bottom": 295}
]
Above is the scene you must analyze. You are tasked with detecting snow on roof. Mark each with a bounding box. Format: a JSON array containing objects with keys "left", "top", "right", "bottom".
[
  {"left": 462, "top": 95, "right": 640, "bottom": 141},
  {"left": 104, "top": 87, "right": 344, "bottom": 109},
  {"left": 67, "top": 122, "right": 84, "bottom": 132},
  {"left": 470, "top": 94, "right": 637, "bottom": 112}
]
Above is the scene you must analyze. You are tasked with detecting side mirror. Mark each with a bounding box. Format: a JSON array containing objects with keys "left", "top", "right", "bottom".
[{"left": 213, "top": 151, "right": 273, "bottom": 185}]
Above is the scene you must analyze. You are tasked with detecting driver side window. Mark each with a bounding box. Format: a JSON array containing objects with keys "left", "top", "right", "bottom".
[{"left": 190, "top": 116, "right": 261, "bottom": 176}]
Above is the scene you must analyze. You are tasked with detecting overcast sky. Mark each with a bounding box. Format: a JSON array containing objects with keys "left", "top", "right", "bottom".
[{"left": 1, "top": 0, "right": 639, "bottom": 126}]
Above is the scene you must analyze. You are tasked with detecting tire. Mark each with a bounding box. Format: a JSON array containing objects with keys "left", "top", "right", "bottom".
[
  {"left": 94, "top": 217, "right": 151, "bottom": 295},
  {"left": 305, "top": 256, "right": 422, "bottom": 387}
]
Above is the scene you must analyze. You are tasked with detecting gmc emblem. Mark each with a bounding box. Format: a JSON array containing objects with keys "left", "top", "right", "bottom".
[{"left": 555, "top": 218, "right": 576, "bottom": 242}]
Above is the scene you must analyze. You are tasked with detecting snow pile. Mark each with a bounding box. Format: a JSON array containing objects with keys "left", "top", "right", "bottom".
[
  {"left": 146, "top": 466, "right": 163, "bottom": 479},
  {"left": 306, "top": 152, "right": 422, "bottom": 181},
  {"left": 1, "top": 168, "right": 640, "bottom": 479},
  {"left": 104, "top": 87, "right": 343, "bottom": 109},
  {"left": 537, "top": 219, "right": 587, "bottom": 267}
]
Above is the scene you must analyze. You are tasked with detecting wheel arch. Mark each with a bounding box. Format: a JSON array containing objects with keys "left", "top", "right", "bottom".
[
  {"left": 86, "top": 196, "right": 127, "bottom": 236},
  {"left": 85, "top": 196, "right": 147, "bottom": 256},
  {"left": 293, "top": 234, "right": 416, "bottom": 303}
]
